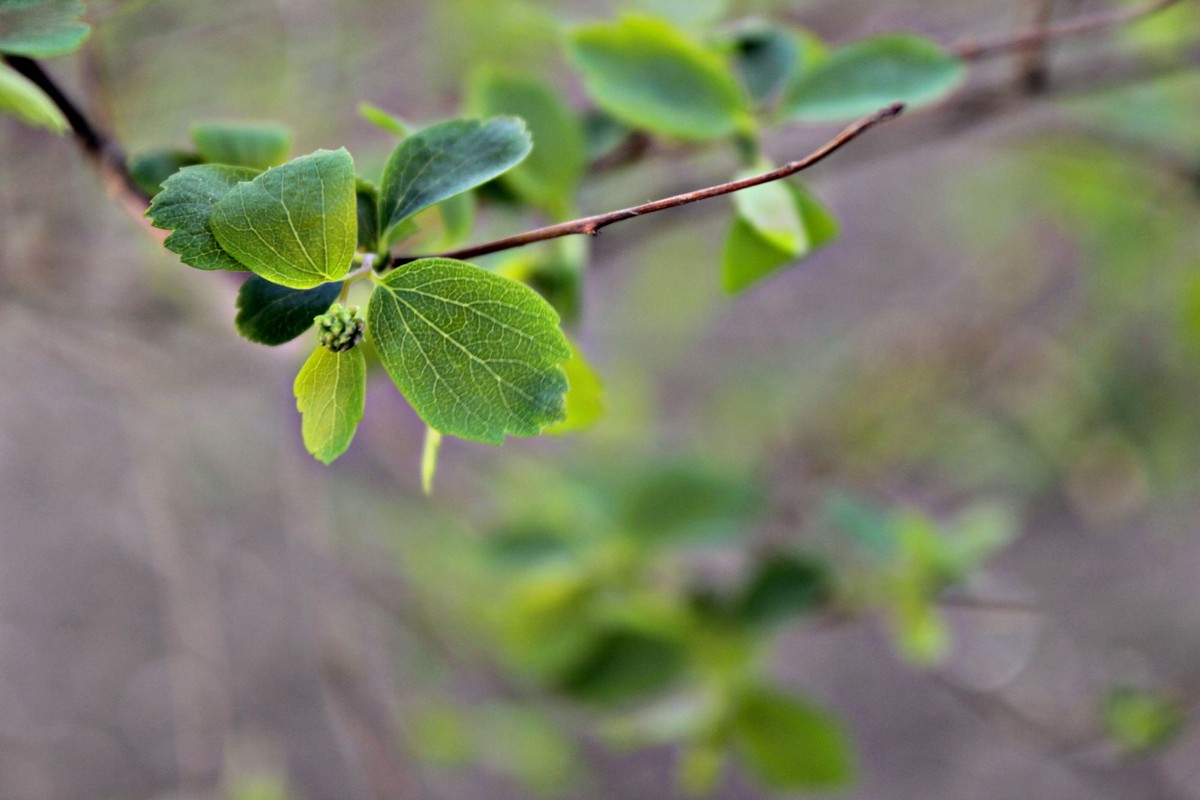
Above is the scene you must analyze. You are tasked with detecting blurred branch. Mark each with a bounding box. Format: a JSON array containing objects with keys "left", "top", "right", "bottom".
[
  {"left": 1014, "top": 0, "right": 1058, "bottom": 92},
  {"left": 393, "top": 102, "right": 907, "bottom": 266},
  {"left": 953, "top": 0, "right": 1185, "bottom": 61}
]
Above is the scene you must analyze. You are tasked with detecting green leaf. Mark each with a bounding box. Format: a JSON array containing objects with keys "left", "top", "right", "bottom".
[
  {"left": 147, "top": 164, "right": 259, "bottom": 272},
  {"left": 722, "top": 182, "right": 838, "bottom": 294},
  {"left": 582, "top": 109, "right": 631, "bottom": 162},
  {"left": 421, "top": 426, "right": 442, "bottom": 495},
  {"left": 0, "top": 0, "right": 89, "bottom": 57},
  {"left": 730, "top": 25, "right": 825, "bottom": 106},
  {"left": 378, "top": 117, "right": 531, "bottom": 233},
  {"left": 736, "top": 554, "right": 831, "bottom": 627},
  {"left": 358, "top": 101, "right": 412, "bottom": 137},
  {"left": 554, "top": 627, "right": 688, "bottom": 705},
  {"left": 468, "top": 68, "right": 586, "bottom": 216},
  {"left": 1103, "top": 687, "right": 1184, "bottom": 754},
  {"left": 567, "top": 14, "right": 752, "bottom": 141},
  {"left": 368, "top": 258, "right": 570, "bottom": 443},
  {"left": 0, "top": 60, "right": 65, "bottom": 132},
  {"left": 733, "top": 170, "right": 806, "bottom": 254},
  {"left": 234, "top": 275, "right": 340, "bottom": 346},
  {"left": 434, "top": 190, "right": 476, "bottom": 250},
  {"left": 731, "top": 687, "right": 854, "bottom": 791},
  {"left": 476, "top": 704, "right": 581, "bottom": 794},
  {"left": 293, "top": 345, "right": 366, "bottom": 464},
  {"left": 211, "top": 148, "right": 358, "bottom": 289},
  {"left": 355, "top": 180, "right": 380, "bottom": 253},
  {"left": 782, "top": 34, "right": 966, "bottom": 122},
  {"left": 191, "top": 121, "right": 292, "bottom": 170},
  {"left": 619, "top": 463, "right": 760, "bottom": 545},
  {"left": 678, "top": 740, "right": 726, "bottom": 797},
  {"left": 546, "top": 338, "right": 605, "bottom": 435},
  {"left": 129, "top": 149, "right": 202, "bottom": 198}
]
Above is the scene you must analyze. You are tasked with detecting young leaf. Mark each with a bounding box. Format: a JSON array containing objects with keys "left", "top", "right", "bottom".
[
  {"left": 293, "top": 345, "right": 367, "bottom": 465},
  {"left": 234, "top": 275, "right": 340, "bottom": 346},
  {"left": 546, "top": 339, "right": 604, "bottom": 435},
  {"left": 129, "top": 149, "right": 202, "bottom": 198},
  {"left": 191, "top": 121, "right": 292, "bottom": 170},
  {"left": 147, "top": 164, "right": 259, "bottom": 272},
  {"left": 211, "top": 148, "right": 358, "bottom": 289},
  {"left": 782, "top": 34, "right": 966, "bottom": 123},
  {"left": 568, "top": 15, "right": 752, "bottom": 141},
  {"left": 0, "top": 60, "right": 65, "bottom": 133},
  {"left": 722, "top": 182, "right": 838, "bottom": 294},
  {"left": 378, "top": 117, "right": 531, "bottom": 233},
  {"left": 731, "top": 687, "right": 855, "bottom": 790},
  {"left": 358, "top": 101, "right": 412, "bottom": 137},
  {"left": 0, "top": 0, "right": 90, "bottom": 57},
  {"left": 367, "top": 258, "right": 570, "bottom": 444},
  {"left": 467, "top": 68, "right": 586, "bottom": 216}
]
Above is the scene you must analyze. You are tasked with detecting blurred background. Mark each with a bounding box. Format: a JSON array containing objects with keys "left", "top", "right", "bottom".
[{"left": 1, "top": 0, "right": 1199, "bottom": 798}]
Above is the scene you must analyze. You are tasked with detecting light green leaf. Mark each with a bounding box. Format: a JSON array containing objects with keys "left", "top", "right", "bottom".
[
  {"left": 567, "top": 14, "right": 752, "bottom": 141},
  {"left": 293, "top": 345, "right": 366, "bottom": 464},
  {"left": 0, "top": 60, "right": 64, "bottom": 132},
  {"left": 235, "top": 275, "right": 340, "bottom": 346},
  {"left": 378, "top": 117, "right": 531, "bottom": 233},
  {"left": 467, "top": 68, "right": 586, "bottom": 216},
  {"left": 783, "top": 34, "right": 965, "bottom": 122},
  {"left": 1103, "top": 687, "right": 1184, "bottom": 754},
  {"left": 0, "top": 0, "right": 89, "bottom": 57},
  {"left": 733, "top": 169, "right": 806, "bottom": 254},
  {"left": 421, "top": 426, "right": 442, "bottom": 495},
  {"left": 191, "top": 121, "right": 292, "bottom": 170},
  {"left": 368, "top": 258, "right": 570, "bottom": 444},
  {"left": 358, "top": 101, "right": 411, "bottom": 137},
  {"left": 731, "top": 687, "right": 855, "bottom": 791},
  {"left": 147, "top": 164, "right": 259, "bottom": 272},
  {"left": 722, "top": 182, "right": 839, "bottom": 294},
  {"left": 434, "top": 190, "right": 476, "bottom": 250},
  {"left": 211, "top": 148, "right": 358, "bottom": 289},
  {"left": 546, "top": 338, "right": 605, "bottom": 435}
]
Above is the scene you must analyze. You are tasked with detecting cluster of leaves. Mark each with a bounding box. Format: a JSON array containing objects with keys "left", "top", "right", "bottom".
[{"left": 0, "top": 0, "right": 90, "bottom": 132}]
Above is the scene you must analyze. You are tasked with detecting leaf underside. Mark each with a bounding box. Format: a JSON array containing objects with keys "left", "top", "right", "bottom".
[{"left": 235, "top": 275, "right": 341, "bottom": 346}]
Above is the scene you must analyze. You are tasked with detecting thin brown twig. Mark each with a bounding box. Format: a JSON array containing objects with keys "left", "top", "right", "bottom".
[
  {"left": 953, "top": 0, "right": 1185, "bottom": 61},
  {"left": 1015, "top": 0, "right": 1058, "bottom": 92},
  {"left": 393, "top": 102, "right": 906, "bottom": 266}
]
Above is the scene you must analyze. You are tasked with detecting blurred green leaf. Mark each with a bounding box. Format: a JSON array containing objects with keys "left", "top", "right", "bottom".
[
  {"left": 733, "top": 170, "right": 806, "bottom": 254},
  {"left": 736, "top": 554, "right": 831, "bottom": 627},
  {"left": 503, "top": 567, "right": 598, "bottom": 680},
  {"left": 293, "top": 346, "right": 366, "bottom": 465},
  {"left": 782, "top": 34, "right": 965, "bottom": 122},
  {"left": 434, "top": 190, "right": 476, "bottom": 250},
  {"left": 554, "top": 626, "right": 688, "bottom": 705},
  {"left": 824, "top": 491, "right": 897, "bottom": 558},
  {"left": 227, "top": 773, "right": 290, "bottom": 800},
  {"left": 147, "top": 163, "right": 259, "bottom": 272},
  {"left": 678, "top": 739, "right": 726, "bottom": 796},
  {"left": 619, "top": 463, "right": 760, "bottom": 544},
  {"left": 211, "top": 148, "right": 358, "bottom": 289},
  {"left": 568, "top": 15, "right": 752, "bottom": 141},
  {"left": 234, "top": 275, "right": 340, "bottom": 346},
  {"left": 368, "top": 258, "right": 570, "bottom": 443},
  {"left": 891, "top": 583, "right": 950, "bottom": 665},
  {"left": 191, "top": 121, "right": 292, "bottom": 170},
  {"left": 378, "top": 117, "right": 531, "bottom": 234},
  {"left": 358, "top": 101, "right": 411, "bottom": 137},
  {"left": 468, "top": 68, "right": 586, "bottom": 217},
  {"left": 0, "top": 0, "right": 89, "bottom": 57},
  {"left": 547, "top": 338, "right": 605, "bottom": 435},
  {"left": 486, "top": 523, "right": 574, "bottom": 569},
  {"left": 623, "top": 0, "right": 729, "bottom": 28},
  {"left": 722, "top": 182, "right": 838, "bottom": 294},
  {"left": 729, "top": 25, "right": 824, "bottom": 106},
  {"left": 582, "top": 109, "right": 631, "bottom": 162},
  {"left": 731, "top": 686, "right": 855, "bottom": 791},
  {"left": 129, "top": 149, "right": 202, "bottom": 197},
  {"left": 355, "top": 180, "right": 380, "bottom": 253},
  {"left": 1103, "top": 687, "right": 1185, "bottom": 754},
  {"left": 409, "top": 704, "right": 475, "bottom": 766},
  {"left": 477, "top": 704, "right": 581, "bottom": 794},
  {"left": 0, "top": 60, "right": 65, "bottom": 133}
]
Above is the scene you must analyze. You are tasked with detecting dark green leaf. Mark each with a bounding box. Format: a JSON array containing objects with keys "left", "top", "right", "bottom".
[
  {"left": 191, "top": 121, "right": 292, "bottom": 169},
  {"left": 730, "top": 26, "right": 821, "bottom": 105},
  {"left": 378, "top": 117, "right": 531, "bottom": 232},
  {"left": 554, "top": 627, "right": 688, "bottom": 705},
  {"left": 147, "top": 164, "right": 259, "bottom": 272},
  {"left": 367, "top": 257, "right": 570, "bottom": 443},
  {"left": 736, "top": 554, "right": 831, "bottom": 626},
  {"left": 1103, "top": 687, "right": 1184, "bottom": 754},
  {"left": 0, "top": 60, "right": 64, "bottom": 132},
  {"left": 234, "top": 275, "right": 340, "bottom": 346},
  {"left": 356, "top": 180, "right": 380, "bottom": 253},
  {"left": 582, "top": 108, "right": 631, "bottom": 162},
  {"left": 619, "top": 463, "right": 760, "bottom": 544},
  {"left": 129, "top": 149, "right": 202, "bottom": 198},
  {"left": 210, "top": 148, "right": 358, "bottom": 289},
  {"left": 782, "top": 34, "right": 966, "bottom": 122},
  {"left": 568, "top": 14, "right": 752, "bottom": 141},
  {"left": 468, "top": 68, "right": 586, "bottom": 216},
  {"left": 293, "top": 345, "right": 367, "bottom": 464},
  {"left": 0, "top": 0, "right": 89, "bottom": 57},
  {"left": 731, "top": 687, "right": 855, "bottom": 790}
]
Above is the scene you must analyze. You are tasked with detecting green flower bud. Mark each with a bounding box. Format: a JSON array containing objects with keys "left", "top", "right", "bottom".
[{"left": 315, "top": 303, "right": 365, "bottom": 352}]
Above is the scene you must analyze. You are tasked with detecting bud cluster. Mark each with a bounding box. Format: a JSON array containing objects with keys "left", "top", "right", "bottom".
[{"left": 315, "top": 303, "right": 365, "bottom": 352}]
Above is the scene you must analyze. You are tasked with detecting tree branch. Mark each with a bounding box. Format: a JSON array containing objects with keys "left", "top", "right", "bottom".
[
  {"left": 393, "top": 102, "right": 906, "bottom": 267},
  {"left": 953, "top": 0, "right": 1185, "bottom": 61}
]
